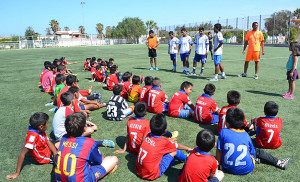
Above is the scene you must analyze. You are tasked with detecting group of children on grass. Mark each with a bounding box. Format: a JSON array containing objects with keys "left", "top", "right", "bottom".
[{"left": 6, "top": 40, "right": 299, "bottom": 181}]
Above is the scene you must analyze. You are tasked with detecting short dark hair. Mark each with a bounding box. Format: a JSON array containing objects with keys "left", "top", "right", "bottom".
[
  {"left": 226, "top": 108, "right": 245, "bottom": 129},
  {"left": 57, "top": 65, "right": 66, "bottom": 73},
  {"left": 55, "top": 74, "right": 66, "bottom": 85},
  {"left": 264, "top": 101, "right": 279, "bottom": 116},
  {"left": 169, "top": 31, "right": 174, "bottom": 35},
  {"left": 109, "top": 58, "right": 114, "bottom": 62},
  {"left": 150, "top": 114, "right": 167, "bottom": 136},
  {"left": 60, "top": 57, "right": 66, "bottom": 61},
  {"left": 252, "top": 22, "right": 258, "bottom": 26},
  {"left": 122, "top": 72, "right": 132, "bottom": 82},
  {"left": 134, "top": 102, "right": 147, "bottom": 117},
  {"left": 208, "top": 32, "right": 211, "bottom": 35},
  {"left": 180, "top": 81, "right": 193, "bottom": 91},
  {"left": 61, "top": 91, "right": 74, "bottom": 106},
  {"left": 290, "top": 41, "right": 300, "bottom": 56},
  {"left": 92, "top": 57, "right": 96, "bottom": 61},
  {"left": 149, "top": 30, "right": 154, "bottom": 34},
  {"left": 96, "top": 65, "right": 101, "bottom": 70},
  {"left": 181, "top": 27, "right": 186, "bottom": 32},
  {"left": 29, "top": 112, "right": 49, "bottom": 130},
  {"left": 214, "top": 23, "right": 222, "bottom": 31},
  {"left": 152, "top": 77, "right": 161, "bottom": 87},
  {"left": 66, "top": 75, "right": 77, "bottom": 86},
  {"left": 196, "top": 129, "right": 215, "bottom": 152},
  {"left": 110, "top": 65, "right": 118, "bottom": 74},
  {"left": 144, "top": 76, "right": 153, "bottom": 86},
  {"left": 100, "top": 61, "right": 106, "bottom": 66},
  {"left": 50, "top": 64, "right": 57, "bottom": 70},
  {"left": 86, "top": 58, "right": 91, "bottom": 61},
  {"left": 132, "top": 75, "right": 140, "bottom": 84},
  {"left": 65, "top": 112, "right": 86, "bottom": 137},
  {"left": 53, "top": 59, "right": 59, "bottom": 66},
  {"left": 204, "top": 83, "right": 216, "bottom": 95},
  {"left": 44, "top": 61, "right": 52, "bottom": 69},
  {"left": 227, "top": 90, "right": 241, "bottom": 106},
  {"left": 113, "top": 84, "right": 123, "bottom": 95},
  {"left": 68, "top": 86, "right": 79, "bottom": 94},
  {"left": 199, "top": 27, "right": 204, "bottom": 31}
]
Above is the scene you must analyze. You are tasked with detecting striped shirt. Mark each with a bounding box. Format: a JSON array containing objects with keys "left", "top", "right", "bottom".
[{"left": 107, "top": 95, "right": 129, "bottom": 121}]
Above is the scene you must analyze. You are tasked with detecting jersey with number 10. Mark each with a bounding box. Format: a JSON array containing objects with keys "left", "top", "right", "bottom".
[
  {"left": 127, "top": 117, "right": 150, "bottom": 154},
  {"left": 217, "top": 128, "right": 255, "bottom": 175},
  {"left": 255, "top": 116, "right": 282, "bottom": 149},
  {"left": 147, "top": 87, "right": 168, "bottom": 114},
  {"left": 54, "top": 135, "right": 103, "bottom": 182},
  {"left": 135, "top": 133, "right": 177, "bottom": 180}
]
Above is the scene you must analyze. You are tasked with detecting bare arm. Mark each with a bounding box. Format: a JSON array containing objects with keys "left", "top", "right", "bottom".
[
  {"left": 114, "top": 135, "right": 128, "bottom": 154},
  {"left": 177, "top": 143, "right": 193, "bottom": 152},
  {"left": 6, "top": 147, "right": 29, "bottom": 180},
  {"left": 178, "top": 45, "right": 181, "bottom": 55},
  {"left": 261, "top": 41, "right": 264, "bottom": 55},
  {"left": 188, "top": 103, "right": 195, "bottom": 111},
  {"left": 243, "top": 40, "right": 248, "bottom": 55},
  {"left": 168, "top": 45, "right": 170, "bottom": 54},
  {"left": 290, "top": 56, "right": 298, "bottom": 77},
  {"left": 216, "top": 149, "right": 223, "bottom": 166}
]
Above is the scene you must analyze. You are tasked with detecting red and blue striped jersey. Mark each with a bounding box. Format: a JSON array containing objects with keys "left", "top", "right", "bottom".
[{"left": 54, "top": 135, "right": 103, "bottom": 182}]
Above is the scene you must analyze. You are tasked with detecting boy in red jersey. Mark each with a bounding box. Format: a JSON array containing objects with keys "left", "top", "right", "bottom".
[
  {"left": 106, "top": 65, "right": 119, "bottom": 91},
  {"left": 217, "top": 90, "right": 248, "bottom": 133},
  {"left": 194, "top": 84, "right": 220, "bottom": 124},
  {"left": 147, "top": 77, "right": 169, "bottom": 113},
  {"left": 178, "top": 129, "right": 224, "bottom": 182},
  {"left": 95, "top": 65, "right": 105, "bottom": 83},
  {"left": 120, "top": 71, "right": 133, "bottom": 99},
  {"left": 39, "top": 61, "right": 51, "bottom": 86},
  {"left": 139, "top": 76, "right": 153, "bottom": 103},
  {"left": 135, "top": 114, "right": 192, "bottom": 180},
  {"left": 6, "top": 112, "right": 57, "bottom": 180},
  {"left": 90, "top": 61, "right": 97, "bottom": 82},
  {"left": 168, "top": 81, "right": 195, "bottom": 118},
  {"left": 82, "top": 58, "right": 91, "bottom": 71},
  {"left": 54, "top": 112, "right": 118, "bottom": 181},
  {"left": 248, "top": 101, "right": 282, "bottom": 149}
]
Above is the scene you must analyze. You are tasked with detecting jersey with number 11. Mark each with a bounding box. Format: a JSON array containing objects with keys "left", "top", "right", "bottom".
[{"left": 147, "top": 87, "right": 168, "bottom": 114}]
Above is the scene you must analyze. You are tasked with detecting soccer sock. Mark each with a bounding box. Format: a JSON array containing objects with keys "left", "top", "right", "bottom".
[
  {"left": 97, "top": 140, "right": 104, "bottom": 146},
  {"left": 189, "top": 108, "right": 194, "bottom": 114},
  {"left": 163, "top": 131, "right": 173, "bottom": 138},
  {"left": 187, "top": 68, "right": 190, "bottom": 72},
  {"left": 174, "top": 64, "right": 177, "bottom": 69},
  {"left": 222, "top": 72, "right": 225, "bottom": 76},
  {"left": 193, "top": 67, "right": 196, "bottom": 73},
  {"left": 214, "top": 74, "right": 218, "bottom": 79},
  {"left": 175, "top": 149, "right": 187, "bottom": 162},
  {"left": 201, "top": 67, "right": 204, "bottom": 72},
  {"left": 183, "top": 66, "right": 186, "bottom": 71}
]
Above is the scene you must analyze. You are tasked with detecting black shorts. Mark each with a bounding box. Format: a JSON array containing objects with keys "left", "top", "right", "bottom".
[
  {"left": 148, "top": 49, "right": 157, "bottom": 58},
  {"left": 209, "top": 44, "right": 212, "bottom": 51}
]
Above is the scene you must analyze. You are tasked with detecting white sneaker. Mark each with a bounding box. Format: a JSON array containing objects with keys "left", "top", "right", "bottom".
[
  {"left": 220, "top": 75, "right": 226, "bottom": 79},
  {"left": 190, "top": 72, "right": 196, "bottom": 76},
  {"left": 210, "top": 78, "right": 218, "bottom": 81},
  {"left": 199, "top": 72, "right": 203, "bottom": 76},
  {"left": 254, "top": 74, "right": 258, "bottom": 79},
  {"left": 238, "top": 73, "right": 247, "bottom": 77}
]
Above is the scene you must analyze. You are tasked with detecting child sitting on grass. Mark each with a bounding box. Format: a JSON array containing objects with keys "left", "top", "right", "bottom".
[
  {"left": 168, "top": 81, "right": 195, "bottom": 118},
  {"left": 42, "top": 64, "right": 57, "bottom": 94},
  {"left": 39, "top": 61, "right": 51, "bottom": 86},
  {"left": 54, "top": 74, "right": 66, "bottom": 100},
  {"left": 147, "top": 77, "right": 169, "bottom": 114},
  {"left": 128, "top": 75, "right": 142, "bottom": 103},
  {"left": 135, "top": 114, "right": 192, "bottom": 180},
  {"left": 90, "top": 61, "right": 98, "bottom": 82},
  {"left": 216, "top": 108, "right": 290, "bottom": 175},
  {"left": 248, "top": 101, "right": 282, "bottom": 149},
  {"left": 54, "top": 112, "right": 118, "bottom": 181},
  {"left": 178, "top": 129, "right": 224, "bottom": 182},
  {"left": 6, "top": 112, "right": 57, "bottom": 180},
  {"left": 138, "top": 76, "right": 153, "bottom": 103},
  {"left": 82, "top": 58, "right": 91, "bottom": 71},
  {"left": 106, "top": 65, "right": 119, "bottom": 91},
  {"left": 120, "top": 71, "right": 133, "bottom": 99},
  {"left": 194, "top": 83, "right": 220, "bottom": 124},
  {"left": 107, "top": 85, "right": 134, "bottom": 121},
  {"left": 96, "top": 65, "right": 105, "bottom": 83}
]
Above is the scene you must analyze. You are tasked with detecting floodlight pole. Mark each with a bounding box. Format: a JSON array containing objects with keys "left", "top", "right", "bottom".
[{"left": 81, "top": 2, "right": 85, "bottom": 28}]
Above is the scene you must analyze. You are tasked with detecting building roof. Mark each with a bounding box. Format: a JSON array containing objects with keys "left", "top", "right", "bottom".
[{"left": 55, "top": 31, "right": 81, "bottom": 35}]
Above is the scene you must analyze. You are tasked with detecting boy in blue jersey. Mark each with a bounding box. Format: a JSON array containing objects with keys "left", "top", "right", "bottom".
[
  {"left": 54, "top": 112, "right": 118, "bottom": 181},
  {"left": 178, "top": 28, "right": 193, "bottom": 75},
  {"left": 191, "top": 27, "right": 209, "bottom": 76},
  {"left": 216, "top": 108, "right": 290, "bottom": 175}
]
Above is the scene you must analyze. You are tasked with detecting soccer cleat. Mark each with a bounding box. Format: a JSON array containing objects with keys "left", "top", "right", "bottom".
[
  {"left": 149, "top": 67, "right": 154, "bottom": 71},
  {"left": 49, "top": 107, "right": 58, "bottom": 112},
  {"left": 155, "top": 67, "right": 159, "bottom": 71},
  {"left": 108, "top": 165, "right": 118, "bottom": 174},
  {"left": 171, "top": 68, "right": 176, "bottom": 72},
  {"left": 238, "top": 73, "right": 247, "bottom": 77},
  {"left": 253, "top": 74, "right": 258, "bottom": 79},
  {"left": 89, "top": 80, "right": 95, "bottom": 82},
  {"left": 186, "top": 71, "right": 190, "bottom": 75},
  {"left": 199, "top": 72, "right": 203, "bottom": 76},
  {"left": 171, "top": 131, "right": 179, "bottom": 139},
  {"left": 182, "top": 70, "right": 186, "bottom": 74},
  {"left": 102, "top": 139, "right": 115, "bottom": 148},
  {"left": 190, "top": 72, "right": 196, "bottom": 76},
  {"left": 96, "top": 92, "right": 103, "bottom": 103},
  {"left": 45, "top": 102, "right": 53, "bottom": 106},
  {"left": 86, "top": 116, "right": 93, "bottom": 122},
  {"left": 210, "top": 78, "right": 218, "bottom": 81},
  {"left": 277, "top": 158, "right": 290, "bottom": 170},
  {"left": 220, "top": 75, "right": 226, "bottom": 79},
  {"left": 283, "top": 93, "right": 294, "bottom": 99}
]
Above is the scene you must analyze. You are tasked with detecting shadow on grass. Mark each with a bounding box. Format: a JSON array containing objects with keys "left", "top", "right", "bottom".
[
  {"left": 125, "top": 153, "right": 139, "bottom": 176},
  {"left": 115, "top": 136, "right": 126, "bottom": 149},
  {"left": 164, "top": 166, "right": 181, "bottom": 182},
  {"left": 246, "top": 90, "right": 282, "bottom": 97}
]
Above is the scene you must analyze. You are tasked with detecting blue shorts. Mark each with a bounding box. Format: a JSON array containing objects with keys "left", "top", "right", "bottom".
[
  {"left": 80, "top": 105, "right": 85, "bottom": 110},
  {"left": 211, "top": 112, "right": 219, "bottom": 124},
  {"left": 193, "top": 54, "right": 207, "bottom": 64},
  {"left": 170, "top": 54, "right": 177, "bottom": 61},
  {"left": 214, "top": 55, "right": 222, "bottom": 65},
  {"left": 159, "top": 154, "right": 175, "bottom": 177},
  {"left": 180, "top": 53, "right": 190, "bottom": 62},
  {"left": 178, "top": 105, "right": 191, "bottom": 119},
  {"left": 90, "top": 165, "right": 107, "bottom": 181},
  {"left": 208, "top": 177, "right": 219, "bottom": 182}
]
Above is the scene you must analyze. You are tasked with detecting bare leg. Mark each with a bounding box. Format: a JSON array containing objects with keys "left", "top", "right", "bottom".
[
  {"left": 185, "top": 57, "right": 189, "bottom": 68},
  {"left": 215, "top": 64, "right": 220, "bottom": 74},
  {"left": 219, "top": 62, "right": 224, "bottom": 72},
  {"left": 101, "top": 156, "right": 119, "bottom": 173},
  {"left": 154, "top": 58, "right": 157, "bottom": 67},
  {"left": 244, "top": 61, "right": 249, "bottom": 74},
  {"left": 193, "top": 62, "right": 197, "bottom": 68},
  {"left": 150, "top": 58, "right": 153, "bottom": 67},
  {"left": 289, "top": 80, "right": 295, "bottom": 95},
  {"left": 255, "top": 61, "right": 259, "bottom": 75},
  {"left": 55, "top": 142, "right": 60, "bottom": 149}
]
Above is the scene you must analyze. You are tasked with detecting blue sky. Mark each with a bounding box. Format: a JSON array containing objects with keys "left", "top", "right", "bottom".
[{"left": 0, "top": 0, "right": 296, "bottom": 36}]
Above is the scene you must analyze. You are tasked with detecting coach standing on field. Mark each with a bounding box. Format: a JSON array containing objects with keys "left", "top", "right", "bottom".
[{"left": 239, "top": 22, "right": 264, "bottom": 79}]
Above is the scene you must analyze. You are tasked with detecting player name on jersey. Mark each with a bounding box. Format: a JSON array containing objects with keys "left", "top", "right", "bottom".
[
  {"left": 196, "top": 100, "right": 207, "bottom": 105},
  {"left": 62, "top": 141, "right": 79, "bottom": 149},
  {"left": 264, "top": 123, "right": 279, "bottom": 128},
  {"left": 129, "top": 123, "right": 142, "bottom": 130},
  {"left": 145, "top": 136, "right": 155, "bottom": 147}
]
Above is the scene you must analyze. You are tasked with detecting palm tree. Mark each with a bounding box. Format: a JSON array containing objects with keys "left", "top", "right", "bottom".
[
  {"left": 45, "top": 28, "right": 51, "bottom": 35},
  {"left": 78, "top": 25, "right": 85, "bottom": 35},
  {"left": 145, "top": 20, "right": 158, "bottom": 34},
  {"left": 49, "top": 19, "right": 60, "bottom": 33},
  {"left": 64, "top": 26, "right": 70, "bottom": 31},
  {"left": 294, "top": 8, "right": 300, "bottom": 19},
  {"left": 96, "top": 23, "right": 104, "bottom": 38}
]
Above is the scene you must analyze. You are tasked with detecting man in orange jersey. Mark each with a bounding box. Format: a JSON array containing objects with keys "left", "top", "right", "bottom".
[
  {"left": 146, "top": 30, "right": 160, "bottom": 70},
  {"left": 239, "top": 22, "right": 264, "bottom": 79}
]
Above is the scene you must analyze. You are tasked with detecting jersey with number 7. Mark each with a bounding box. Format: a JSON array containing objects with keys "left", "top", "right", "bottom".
[
  {"left": 255, "top": 117, "right": 282, "bottom": 149},
  {"left": 127, "top": 117, "right": 150, "bottom": 154}
]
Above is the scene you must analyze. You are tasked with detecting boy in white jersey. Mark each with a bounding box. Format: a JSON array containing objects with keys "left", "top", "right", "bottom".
[
  {"left": 168, "top": 31, "right": 179, "bottom": 72},
  {"left": 178, "top": 28, "right": 193, "bottom": 75},
  {"left": 191, "top": 27, "right": 209, "bottom": 76},
  {"left": 210, "top": 23, "right": 226, "bottom": 81}
]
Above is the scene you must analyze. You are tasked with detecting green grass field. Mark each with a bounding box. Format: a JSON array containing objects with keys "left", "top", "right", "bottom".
[{"left": 0, "top": 44, "right": 299, "bottom": 181}]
